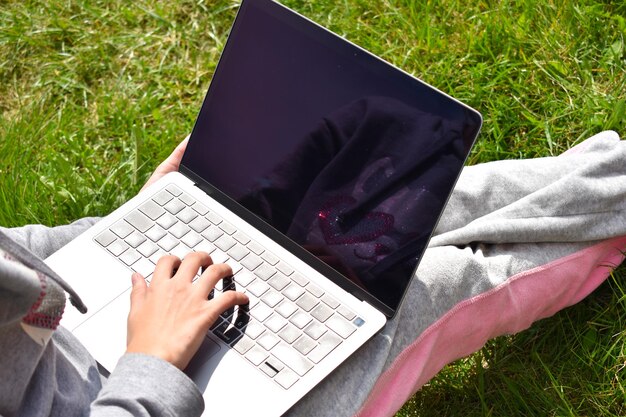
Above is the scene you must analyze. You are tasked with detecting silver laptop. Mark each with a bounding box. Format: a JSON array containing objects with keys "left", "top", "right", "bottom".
[{"left": 45, "top": 0, "right": 482, "bottom": 415}]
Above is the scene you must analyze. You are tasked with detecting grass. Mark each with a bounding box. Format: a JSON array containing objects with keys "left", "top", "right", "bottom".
[{"left": 1, "top": 0, "right": 625, "bottom": 415}]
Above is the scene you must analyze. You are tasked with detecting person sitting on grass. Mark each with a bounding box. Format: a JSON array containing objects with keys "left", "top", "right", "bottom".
[{"left": 1, "top": 130, "right": 625, "bottom": 417}]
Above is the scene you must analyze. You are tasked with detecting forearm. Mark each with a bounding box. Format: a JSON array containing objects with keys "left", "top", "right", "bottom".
[{"left": 90, "top": 353, "right": 204, "bottom": 417}]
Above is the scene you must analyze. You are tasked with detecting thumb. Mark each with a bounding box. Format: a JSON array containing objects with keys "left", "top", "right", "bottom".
[
  {"left": 165, "top": 135, "right": 189, "bottom": 167},
  {"left": 129, "top": 272, "right": 147, "bottom": 310}
]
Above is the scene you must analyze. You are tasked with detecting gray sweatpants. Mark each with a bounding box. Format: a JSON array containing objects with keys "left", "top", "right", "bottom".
[{"left": 4, "top": 130, "right": 626, "bottom": 417}]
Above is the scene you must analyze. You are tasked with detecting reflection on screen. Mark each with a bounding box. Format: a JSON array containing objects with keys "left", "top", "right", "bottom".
[{"left": 182, "top": 0, "right": 481, "bottom": 310}]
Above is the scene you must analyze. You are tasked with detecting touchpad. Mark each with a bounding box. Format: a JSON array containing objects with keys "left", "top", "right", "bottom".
[{"left": 185, "top": 336, "right": 221, "bottom": 378}]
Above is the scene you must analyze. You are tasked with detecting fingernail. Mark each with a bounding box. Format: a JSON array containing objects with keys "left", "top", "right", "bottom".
[{"left": 131, "top": 272, "right": 141, "bottom": 285}]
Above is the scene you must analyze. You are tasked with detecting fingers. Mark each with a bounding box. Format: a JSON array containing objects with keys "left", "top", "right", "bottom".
[
  {"left": 196, "top": 263, "right": 234, "bottom": 295},
  {"left": 173, "top": 251, "right": 212, "bottom": 282},
  {"left": 129, "top": 272, "right": 147, "bottom": 310},
  {"left": 171, "top": 135, "right": 189, "bottom": 162},
  {"left": 207, "top": 290, "right": 250, "bottom": 321},
  {"left": 151, "top": 255, "right": 182, "bottom": 285}
]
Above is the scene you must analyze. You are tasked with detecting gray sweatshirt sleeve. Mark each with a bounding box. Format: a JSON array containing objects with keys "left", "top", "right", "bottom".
[
  {"left": 0, "top": 229, "right": 205, "bottom": 417},
  {"left": 92, "top": 353, "right": 204, "bottom": 417}
]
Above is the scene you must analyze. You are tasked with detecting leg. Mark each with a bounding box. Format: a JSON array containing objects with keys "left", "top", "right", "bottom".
[
  {"left": 285, "top": 131, "right": 626, "bottom": 416},
  {"left": 0, "top": 217, "right": 100, "bottom": 259}
]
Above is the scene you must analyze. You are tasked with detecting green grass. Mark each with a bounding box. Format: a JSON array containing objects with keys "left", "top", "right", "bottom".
[{"left": 1, "top": 0, "right": 625, "bottom": 415}]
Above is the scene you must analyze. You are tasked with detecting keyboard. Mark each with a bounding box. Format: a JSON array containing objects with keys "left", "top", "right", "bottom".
[{"left": 93, "top": 184, "right": 363, "bottom": 389}]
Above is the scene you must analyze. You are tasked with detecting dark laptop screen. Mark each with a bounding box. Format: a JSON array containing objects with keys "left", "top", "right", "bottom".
[{"left": 182, "top": 0, "right": 481, "bottom": 312}]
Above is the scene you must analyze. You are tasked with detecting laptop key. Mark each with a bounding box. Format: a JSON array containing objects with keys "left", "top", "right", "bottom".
[
  {"left": 322, "top": 294, "right": 340, "bottom": 309},
  {"left": 265, "top": 314, "right": 288, "bottom": 333},
  {"left": 326, "top": 314, "right": 356, "bottom": 339},
  {"left": 228, "top": 245, "right": 250, "bottom": 261},
  {"left": 107, "top": 240, "right": 129, "bottom": 257},
  {"left": 257, "top": 332, "right": 280, "bottom": 350},
  {"left": 233, "top": 309, "right": 251, "bottom": 330},
  {"left": 170, "top": 243, "right": 192, "bottom": 260},
  {"left": 278, "top": 323, "right": 301, "bottom": 344},
  {"left": 205, "top": 211, "right": 222, "bottom": 225},
  {"left": 274, "top": 368, "right": 298, "bottom": 390},
  {"left": 191, "top": 201, "right": 209, "bottom": 215},
  {"left": 232, "top": 230, "right": 250, "bottom": 245},
  {"left": 290, "top": 272, "right": 309, "bottom": 287},
  {"left": 261, "top": 251, "right": 279, "bottom": 266},
  {"left": 120, "top": 248, "right": 141, "bottom": 266},
  {"left": 194, "top": 240, "right": 216, "bottom": 255},
  {"left": 306, "top": 283, "right": 324, "bottom": 298},
  {"left": 246, "top": 240, "right": 265, "bottom": 255},
  {"left": 178, "top": 192, "right": 196, "bottom": 206},
  {"left": 132, "top": 257, "right": 156, "bottom": 278},
  {"left": 268, "top": 273, "right": 290, "bottom": 291},
  {"left": 157, "top": 234, "right": 179, "bottom": 252},
  {"left": 142, "top": 226, "right": 162, "bottom": 243},
  {"left": 295, "top": 293, "right": 319, "bottom": 312},
  {"left": 337, "top": 305, "right": 356, "bottom": 320},
  {"left": 311, "top": 303, "right": 334, "bottom": 323},
  {"left": 189, "top": 216, "right": 210, "bottom": 233},
  {"left": 307, "top": 332, "right": 342, "bottom": 364},
  {"left": 289, "top": 312, "right": 312, "bottom": 329},
  {"left": 272, "top": 342, "right": 313, "bottom": 377},
  {"left": 125, "top": 231, "right": 146, "bottom": 248},
  {"left": 232, "top": 336, "right": 254, "bottom": 355},
  {"left": 276, "top": 301, "right": 298, "bottom": 318},
  {"left": 224, "top": 259, "right": 243, "bottom": 275},
  {"left": 152, "top": 189, "right": 174, "bottom": 205},
  {"left": 283, "top": 284, "right": 305, "bottom": 302},
  {"left": 241, "top": 320, "right": 265, "bottom": 339},
  {"left": 165, "top": 184, "right": 182, "bottom": 196},
  {"left": 110, "top": 220, "right": 134, "bottom": 239},
  {"left": 265, "top": 355, "right": 285, "bottom": 372},
  {"left": 245, "top": 345, "right": 268, "bottom": 366},
  {"left": 261, "top": 290, "right": 283, "bottom": 308},
  {"left": 241, "top": 254, "right": 263, "bottom": 271},
  {"left": 177, "top": 207, "right": 198, "bottom": 224},
  {"left": 250, "top": 302, "right": 272, "bottom": 322},
  {"left": 209, "top": 250, "right": 228, "bottom": 264},
  {"left": 181, "top": 232, "right": 202, "bottom": 248},
  {"left": 214, "top": 322, "right": 242, "bottom": 345},
  {"left": 276, "top": 261, "right": 293, "bottom": 276},
  {"left": 247, "top": 281, "right": 269, "bottom": 297},
  {"left": 164, "top": 198, "right": 185, "bottom": 215},
  {"left": 234, "top": 270, "right": 255, "bottom": 287},
  {"left": 293, "top": 334, "right": 316, "bottom": 356},
  {"left": 201, "top": 225, "right": 223, "bottom": 242},
  {"left": 156, "top": 213, "right": 177, "bottom": 230},
  {"left": 215, "top": 235, "right": 237, "bottom": 252},
  {"left": 139, "top": 200, "right": 165, "bottom": 221},
  {"left": 259, "top": 362, "right": 278, "bottom": 378},
  {"left": 148, "top": 249, "right": 168, "bottom": 265},
  {"left": 304, "top": 321, "right": 327, "bottom": 340},
  {"left": 125, "top": 211, "right": 153, "bottom": 233},
  {"left": 137, "top": 240, "right": 158, "bottom": 257},
  {"left": 95, "top": 230, "right": 116, "bottom": 247},
  {"left": 254, "top": 263, "right": 276, "bottom": 280},
  {"left": 169, "top": 222, "right": 190, "bottom": 239},
  {"left": 219, "top": 221, "right": 236, "bottom": 235}
]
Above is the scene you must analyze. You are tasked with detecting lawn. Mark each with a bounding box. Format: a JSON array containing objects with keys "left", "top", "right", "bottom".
[{"left": 1, "top": 0, "right": 625, "bottom": 415}]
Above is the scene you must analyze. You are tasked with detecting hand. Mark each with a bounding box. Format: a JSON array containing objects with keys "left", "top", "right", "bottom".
[
  {"left": 141, "top": 135, "right": 189, "bottom": 191},
  {"left": 126, "top": 252, "right": 249, "bottom": 370}
]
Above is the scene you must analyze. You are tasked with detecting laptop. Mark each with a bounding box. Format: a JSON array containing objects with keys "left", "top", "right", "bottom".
[{"left": 45, "top": 0, "right": 482, "bottom": 415}]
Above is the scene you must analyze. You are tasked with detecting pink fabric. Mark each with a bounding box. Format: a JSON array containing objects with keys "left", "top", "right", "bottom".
[{"left": 354, "top": 235, "right": 626, "bottom": 417}]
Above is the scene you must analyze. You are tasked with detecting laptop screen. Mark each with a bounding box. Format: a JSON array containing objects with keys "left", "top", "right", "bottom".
[{"left": 182, "top": 0, "right": 481, "bottom": 313}]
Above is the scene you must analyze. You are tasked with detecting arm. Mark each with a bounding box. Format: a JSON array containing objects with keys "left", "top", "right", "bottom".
[
  {"left": 90, "top": 138, "right": 249, "bottom": 416},
  {"left": 91, "top": 252, "right": 248, "bottom": 417}
]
